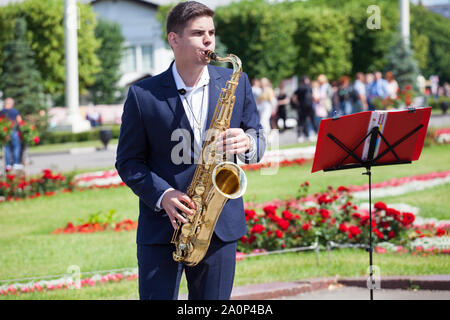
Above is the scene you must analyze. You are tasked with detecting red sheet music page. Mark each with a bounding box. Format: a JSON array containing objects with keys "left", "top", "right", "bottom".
[
  {"left": 374, "top": 107, "right": 431, "bottom": 164},
  {"left": 311, "top": 112, "right": 372, "bottom": 173}
]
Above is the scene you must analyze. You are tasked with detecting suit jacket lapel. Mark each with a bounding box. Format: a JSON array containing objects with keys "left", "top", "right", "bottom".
[{"left": 161, "top": 62, "right": 194, "bottom": 138}]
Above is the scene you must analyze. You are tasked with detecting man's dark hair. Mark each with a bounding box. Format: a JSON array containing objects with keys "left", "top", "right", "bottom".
[{"left": 166, "top": 1, "right": 214, "bottom": 35}]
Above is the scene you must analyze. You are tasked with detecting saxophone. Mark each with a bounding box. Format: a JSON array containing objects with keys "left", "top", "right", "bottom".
[{"left": 171, "top": 51, "right": 247, "bottom": 266}]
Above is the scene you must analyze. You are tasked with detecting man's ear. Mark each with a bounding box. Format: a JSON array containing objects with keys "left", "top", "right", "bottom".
[{"left": 168, "top": 31, "right": 178, "bottom": 49}]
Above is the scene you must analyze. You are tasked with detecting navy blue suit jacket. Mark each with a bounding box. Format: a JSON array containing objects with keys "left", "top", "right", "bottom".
[{"left": 115, "top": 63, "right": 265, "bottom": 245}]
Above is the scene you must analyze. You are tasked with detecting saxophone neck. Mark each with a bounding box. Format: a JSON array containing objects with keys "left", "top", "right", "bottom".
[{"left": 205, "top": 50, "right": 242, "bottom": 78}]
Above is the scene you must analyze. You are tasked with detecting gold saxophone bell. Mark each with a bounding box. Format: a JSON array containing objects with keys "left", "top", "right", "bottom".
[{"left": 212, "top": 161, "right": 247, "bottom": 199}]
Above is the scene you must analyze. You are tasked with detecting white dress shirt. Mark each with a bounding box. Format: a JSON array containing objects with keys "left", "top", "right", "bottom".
[{"left": 172, "top": 62, "right": 210, "bottom": 147}]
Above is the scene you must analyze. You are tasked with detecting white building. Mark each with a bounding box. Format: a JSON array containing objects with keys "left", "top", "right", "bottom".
[
  {"left": 90, "top": 0, "right": 238, "bottom": 87},
  {"left": 90, "top": 0, "right": 173, "bottom": 87}
]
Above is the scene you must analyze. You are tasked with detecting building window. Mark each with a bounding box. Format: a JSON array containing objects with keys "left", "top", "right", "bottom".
[
  {"left": 141, "top": 44, "right": 153, "bottom": 71},
  {"left": 121, "top": 46, "right": 136, "bottom": 73}
]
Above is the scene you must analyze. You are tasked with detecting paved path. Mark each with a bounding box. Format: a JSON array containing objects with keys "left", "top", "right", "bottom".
[
  {"left": 24, "top": 146, "right": 117, "bottom": 175},
  {"left": 277, "top": 286, "right": 450, "bottom": 300},
  {"left": 177, "top": 275, "right": 450, "bottom": 300},
  {"left": 8, "top": 113, "right": 450, "bottom": 176}
]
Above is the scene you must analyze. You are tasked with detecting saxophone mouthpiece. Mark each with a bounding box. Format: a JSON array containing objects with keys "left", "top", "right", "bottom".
[{"left": 205, "top": 50, "right": 217, "bottom": 61}]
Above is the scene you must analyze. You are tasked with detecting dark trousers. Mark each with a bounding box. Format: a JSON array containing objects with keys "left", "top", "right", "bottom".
[
  {"left": 297, "top": 108, "right": 317, "bottom": 137},
  {"left": 137, "top": 234, "right": 237, "bottom": 300}
]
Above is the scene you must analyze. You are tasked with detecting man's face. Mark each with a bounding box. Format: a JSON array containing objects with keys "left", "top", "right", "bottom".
[
  {"left": 4, "top": 98, "right": 14, "bottom": 109},
  {"left": 170, "top": 15, "right": 215, "bottom": 66}
]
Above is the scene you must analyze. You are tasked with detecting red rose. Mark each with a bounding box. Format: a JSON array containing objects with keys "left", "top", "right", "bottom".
[
  {"left": 349, "top": 225, "right": 361, "bottom": 236},
  {"left": 302, "top": 223, "right": 311, "bottom": 231},
  {"left": 388, "top": 231, "right": 395, "bottom": 239},
  {"left": 250, "top": 224, "right": 265, "bottom": 234},
  {"left": 319, "top": 208, "right": 331, "bottom": 219},
  {"left": 275, "top": 230, "right": 284, "bottom": 239},
  {"left": 33, "top": 136, "right": 40, "bottom": 144},
  {"left": 351, "top": 212, "right": 362, "bottom": 219},
  {"left": 374, "top": 202, "right": 387, "bottom": 211},
  {"left": 277, "top": 219, "right": 289, "bottom": 231},
  {"left": 401, "top": 212, "right": 415, "bottom": 226},
  {"left": 380, "top": 221, "right": 390, "bottom": 229},
  {"left": 263, "top": 205, "right": 277, "bottom": 217},
  {"left": 386, "top": 208, "right": 400, "bottom": 217},
  {"left": 245, "top": 209, "right": 256, "bottom": 221},
  {"left": 317, "top": 194, "right": 333, "bottom": 205},
  {"left": 373, "top": 228, "right": 384, "bottom": 240},
  {"left": 436, "top": 227, "right": 446, "bottom": 237},
  {"left": 338, "top": 223, "right": 348, "bottom": 232},
  {"left": 282, "top": 210, "right": 294, "bottom": 220}
]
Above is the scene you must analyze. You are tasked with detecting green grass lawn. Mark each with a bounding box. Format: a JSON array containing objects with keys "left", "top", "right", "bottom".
[
  {"left": 0, "top": 143, "right": 449, "bottom": 299},
  {"left": 245, "top": 143, "right": 450, "bottom": 203}
]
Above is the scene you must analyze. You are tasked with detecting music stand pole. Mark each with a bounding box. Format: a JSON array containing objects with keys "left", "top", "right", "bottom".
[
  {"left": 363, "top": 166, "right": 374, "bottom": 301},
  {"left": 362, "top": 126, "right": 380, "bottom": 301}
]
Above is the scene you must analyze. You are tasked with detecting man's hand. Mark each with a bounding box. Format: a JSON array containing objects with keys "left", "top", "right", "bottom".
[
  {"left": 216, "top": 128, "right": 251, "bottom": 155},
  {"left": 161, "top": 189, "right": 196, "bottom": 230}
]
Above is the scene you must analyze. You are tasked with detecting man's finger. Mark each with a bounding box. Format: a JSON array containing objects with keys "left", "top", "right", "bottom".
[
  {"left": 178, "top": 193, "right": 196, "bottom": 210},
  {"left": 174, "top": 198, "right": 194, "bottom": 216}
]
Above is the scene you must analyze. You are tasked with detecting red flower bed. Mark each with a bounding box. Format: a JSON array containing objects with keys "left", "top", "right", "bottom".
[
  {"left": 0, "top": 169, "right": 75, "bottom": 202},
  {"left": 52, "top": 210, "right": 137, "bottom": 234},
  {"left": 238, "top": 183, "right": 423, "bottom": 253},
  {"left": 52, "top": 219, "right": 137, "bottom": 234},
  {"left": 241, "top": 158, "right": 310, "bottom": 171}
]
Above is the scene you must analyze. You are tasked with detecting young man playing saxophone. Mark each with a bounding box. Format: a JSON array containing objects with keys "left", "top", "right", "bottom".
[{"left": 115, "top": 1, "right": 265, "bottom": 300}]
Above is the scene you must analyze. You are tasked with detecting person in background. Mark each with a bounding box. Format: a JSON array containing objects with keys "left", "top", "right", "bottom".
[
  {"left": 251, "top": 78, "right": 262, "bottom": 103},
  {"left": 365, "top": 73, "right": 375, "bottom": 110},
  {"left": 311, "top": 80, "right": 326, "bottom": 136},
  {"left": 417, "top": 75, "right": 426, "bottom": 95},
  {"left": 354, "top": 72, "right": 368, "bottom": 111},
  {"left": 1, "top": 97, "right": 23, "bottom": 171},
  {"left": 317, "top": 74, "right": 332, "bottom": 116},
  {"left": 439, "top": 82, "right": 449, "bottom": 114},
  {"left": 330, "top": 80, "right": 341, "bottom": 116},
  {"left": 275, "top": 80, "right": 290, "bottom": 132},
  {"left": 338, "top": 75, "right": 359, "bottom": 115},
  {"left": 430, "top": 75, "right": 439, "bottom": 99},
  {"left": 368, "top": 71, "right": 388, "bottom": 109},
  {"left": 257, "top": 77, "right": 276, "bottom": 142},
  {"left": 291, "top": 76, "right": 317, "bottom": 142},
  {"left": 385, "top": 71, "right": 399, "bottom": 100}
]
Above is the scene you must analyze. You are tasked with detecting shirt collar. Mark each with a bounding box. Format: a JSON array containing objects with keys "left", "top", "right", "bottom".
[{"left": 172, "top": 62, "right": 210, "bottom": 92}]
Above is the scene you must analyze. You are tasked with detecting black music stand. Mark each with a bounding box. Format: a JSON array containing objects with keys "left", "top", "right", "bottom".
[{"left": 312, "top": 108, "right": 431, "bottom": 300}]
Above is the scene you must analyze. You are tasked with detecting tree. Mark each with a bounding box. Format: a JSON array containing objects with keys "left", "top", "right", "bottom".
[
  {"left": 384, "top": 32, "right": 420, "bottom": 91},
  {"left": 0, "top": 0, "right": 101, "bottom": 98},
  {"left": 410, "top": 5, "right": 450, "bottom": 82},
  {"left": 289, "top": 6, "right": 353, "bottom": 81},
  {"left": 215, "top": 0, "right": 297, "bottom": 87},
  {"left": 89, "top": 19, "right": 124, "bottom": 105},
  {"left": 0, "top": 18, "right": 44, "bottom": 115}
]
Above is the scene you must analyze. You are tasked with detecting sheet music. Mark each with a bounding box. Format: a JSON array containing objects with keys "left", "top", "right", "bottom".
[{"left": 361, "top": 111, "right": 388, "bottom": 161}]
